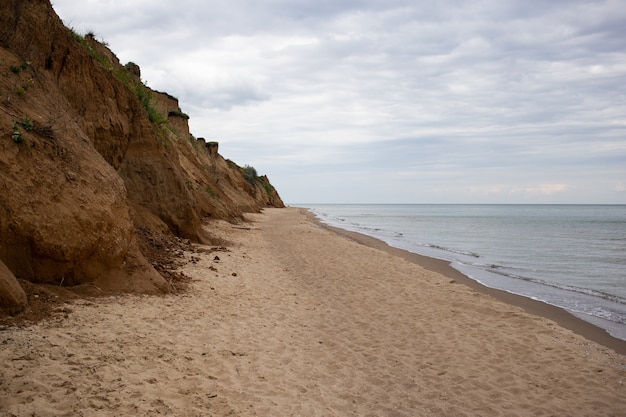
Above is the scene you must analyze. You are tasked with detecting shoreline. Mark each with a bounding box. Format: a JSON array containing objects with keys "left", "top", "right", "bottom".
[
  {"left": 303, "top": 208, "right": 626, "bottom": 356},
  {"left": 2, "top": 207, "right": 625, "bottom": 416}
]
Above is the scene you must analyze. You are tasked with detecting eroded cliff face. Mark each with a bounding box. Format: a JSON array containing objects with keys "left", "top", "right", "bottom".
[{"left": 0, "top": 0, "right": 284, "bottom": 314}]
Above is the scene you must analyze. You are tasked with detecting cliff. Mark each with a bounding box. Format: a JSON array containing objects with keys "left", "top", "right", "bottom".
[{"left": 0, "top": 0, "right": 284, "bottom": 316}]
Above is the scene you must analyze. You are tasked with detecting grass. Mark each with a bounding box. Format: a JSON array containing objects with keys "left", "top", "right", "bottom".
[
  {"left": 205, "top": 187, "right": 217, "bottom": 197},
  {"left": 67, "top": 26, "right": 168, "bottom": 126},
  {"left": 68, "top": 27, "right": 112, "bottom": 70},
  {"left": 136, "top": 85, "right": 168, "bottom": 124},
  {"left": 15, "top": 79, "right": 34, "bottom": 97},
  {"left": 184, "top": 181, "right": 218, "bottom": 198},
  {"left": 7, "top": 62, "right": 33, "bottom": 97},
  {"left": 260, "top": 177, "right": 275, "bottom": 195}
]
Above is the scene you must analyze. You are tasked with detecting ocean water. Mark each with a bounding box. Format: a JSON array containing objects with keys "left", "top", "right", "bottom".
[{"left": 302, "top": 204, "right": 626, "bottom": 341}]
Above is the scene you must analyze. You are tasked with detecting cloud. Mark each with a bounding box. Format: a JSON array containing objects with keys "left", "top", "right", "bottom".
[
  {"left": 51, "top": 0, "right": 626, "bottom": 203},
  {"left": 513, "top": 184, "right": 570, "bottom": 196}
]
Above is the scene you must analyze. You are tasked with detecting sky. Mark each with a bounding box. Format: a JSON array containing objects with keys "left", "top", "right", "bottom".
[{"left": 52, "top": 0, "right": 626, "bottom": 204}]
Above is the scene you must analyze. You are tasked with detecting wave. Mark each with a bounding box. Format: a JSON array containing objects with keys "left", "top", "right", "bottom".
[
  {"left": 469, "top": 263, "right": 626, "bottom": 308},
  {"left": 452, "top": 262, "right": 626, "bottom": 326},
  {"left": 328, "top": 217, "right": 388, "bottom": 235},
  {"left": 425, "top": 243, "right": 480, "bottom": 258}
]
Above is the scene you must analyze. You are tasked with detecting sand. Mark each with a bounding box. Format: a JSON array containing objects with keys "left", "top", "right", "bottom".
[{"left": 1, "top": 207, "right": 625, "bottom": 416}]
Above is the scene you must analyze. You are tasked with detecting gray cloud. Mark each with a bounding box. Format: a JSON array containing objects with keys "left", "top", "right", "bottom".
[{"left": 52, "top": 0, "right": 626, "bottom": 203}]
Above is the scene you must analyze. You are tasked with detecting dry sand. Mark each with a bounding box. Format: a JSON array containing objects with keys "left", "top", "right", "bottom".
[{"left": 1, "top": 207, "right": 625, "bottom": 416}]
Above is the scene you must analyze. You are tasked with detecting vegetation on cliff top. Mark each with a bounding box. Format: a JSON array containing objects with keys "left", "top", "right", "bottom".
[{"left": 68, "top": 28, "right": 169, "bottom": 126}]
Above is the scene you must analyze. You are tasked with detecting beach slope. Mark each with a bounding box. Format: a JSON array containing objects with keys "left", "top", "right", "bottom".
[{"left": 1, "top": 207, "right": 624, "bottom": 416}]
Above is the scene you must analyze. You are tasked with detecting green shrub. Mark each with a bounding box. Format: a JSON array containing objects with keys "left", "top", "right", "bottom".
[
  {"left": 20, "top": 119, "right": 34, "bottom": 131},
  {"left": 9, "top": 62, "right": 29, "bottom": 74},
  {"left": 243, "top": 165, "right": 258, "bottom": 184},
  {"left": 11, "top": 121, "right": 23, "bottom": 143}
]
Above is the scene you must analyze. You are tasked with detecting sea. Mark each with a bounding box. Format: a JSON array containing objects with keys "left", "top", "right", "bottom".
[{"left": 301, "top": 204, "right": 626, "bottom": 342}]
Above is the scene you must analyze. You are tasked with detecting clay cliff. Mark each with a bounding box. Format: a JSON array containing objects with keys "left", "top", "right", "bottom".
[{"left": 0, "top": 0, "right": 284, "bottom": 315}]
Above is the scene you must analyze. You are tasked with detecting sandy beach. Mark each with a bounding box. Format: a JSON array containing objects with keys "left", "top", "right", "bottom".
[{"left": 1, "top": 207, "right": 625, "bottom": 416}]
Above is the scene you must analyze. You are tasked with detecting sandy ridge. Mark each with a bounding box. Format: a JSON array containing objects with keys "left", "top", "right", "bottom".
[{"left": 1, "top": 207, "right": 625, "bottom": 416}]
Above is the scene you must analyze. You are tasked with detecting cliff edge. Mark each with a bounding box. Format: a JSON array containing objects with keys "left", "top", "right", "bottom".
[{"left": 0, "top": 0, "right": 284, "bottom": 316}]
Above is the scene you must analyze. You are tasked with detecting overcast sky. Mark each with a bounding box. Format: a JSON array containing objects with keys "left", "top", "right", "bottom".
[{"left": 52, "top": 0, "right": 626, "bottom": 204}]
